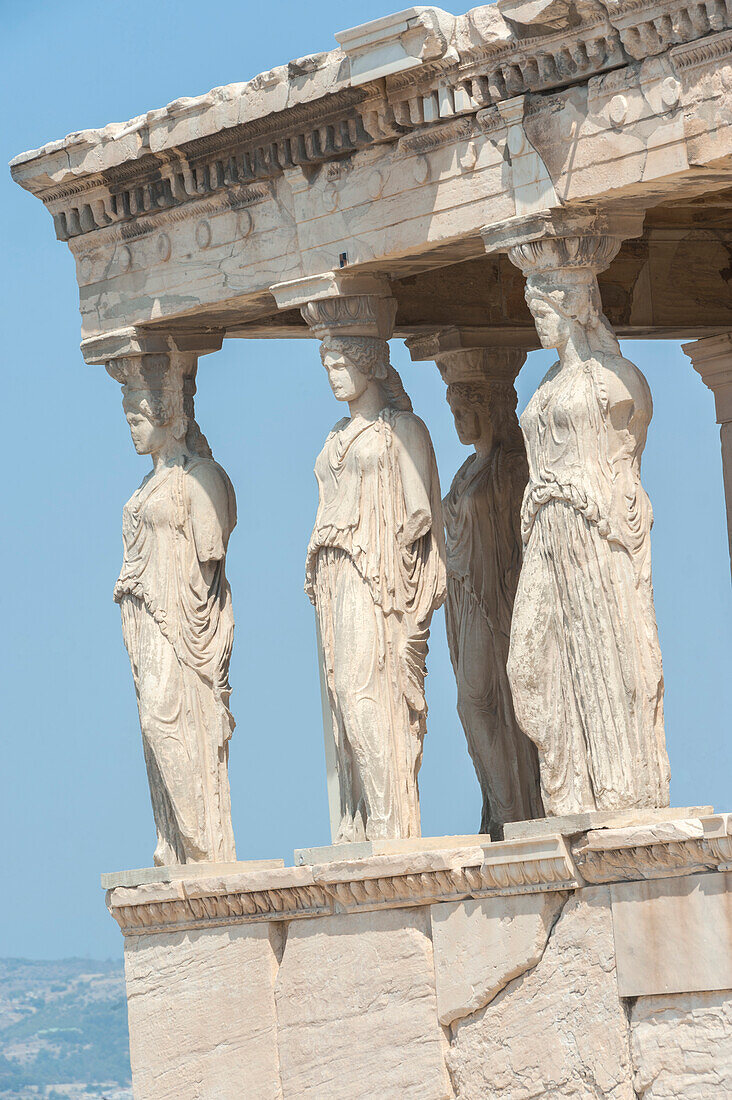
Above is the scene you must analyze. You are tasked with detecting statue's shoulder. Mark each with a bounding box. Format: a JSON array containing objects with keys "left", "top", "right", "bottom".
[
  {"left": 612, "top": 355, "right": 653, "bottom": 418},
  {"left": 184, "top": 457, "right": 236, "bottom": 517},
  {"left": 456, "top": 452, "right": 477, "bottom": 481},
  {"left": 444, "top": 453, "right": 476, "bottom": 502},
  {"left": 185, "top": 455, "right": 228, "bottom": 486},
  {"left": 389, "top": 408, "right": 432, "bottom": 447},
  {"left": 537, "top": 360, "right": 562, "bottom": 389}
]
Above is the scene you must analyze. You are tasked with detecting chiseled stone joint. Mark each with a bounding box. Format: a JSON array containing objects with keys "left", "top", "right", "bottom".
[{"left": 682, "top": 333, "right": 732, "bottom": 572}]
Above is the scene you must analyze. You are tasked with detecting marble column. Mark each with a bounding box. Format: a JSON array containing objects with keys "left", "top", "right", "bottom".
[
  {"left": 482, "top": 210, "right": 671, "bottom": 817},
  {"left": 83, "top": 327, "right": 239, "bottom": 867},
  {"left": 408, "top": 330, "right": 543, "bottom": 837},
  {"left": 682, "top": 333, "right": 732, "bottom": 576},
  {"left": 271, "top": 274, "right": 447, "bottom": 842}
]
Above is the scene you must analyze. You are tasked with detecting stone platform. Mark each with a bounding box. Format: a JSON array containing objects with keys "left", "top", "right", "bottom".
[{"left": 106, "top": 811, "right": 732, "bottom": 1098}]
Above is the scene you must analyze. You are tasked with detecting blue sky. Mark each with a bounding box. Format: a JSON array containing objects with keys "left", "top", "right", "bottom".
[{"left": 2, "top": 0, "right": 730, "bottom": 959}]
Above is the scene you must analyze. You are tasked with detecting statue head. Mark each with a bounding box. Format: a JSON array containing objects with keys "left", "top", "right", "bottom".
[
  {"left": 446, "top": 383, "right": 484, "bottom": 445},
  {"left": 109, "top": 354, "right": 212, "bottom": 460},
  {"left": 523, "top": 270, "right": 602, "bottom": 353},
  {"left": 320, "top": 335, "right": 386, "bottom": 403},
  {"left": 320, "top": 336, "right": 412, "bottom": 412},
  {"left": 507, "top": 229, "right": 622, "bottom": 361},
  {"left": 447, "top": 381, "right": 522, "bottom": 452}
]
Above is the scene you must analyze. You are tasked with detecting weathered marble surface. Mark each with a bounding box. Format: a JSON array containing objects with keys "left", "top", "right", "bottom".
[
  {"left": 11, "top": 3, "right": 732, "bottom": 346},
  {"left": 430, "top": 890, "right": 565, "bottom": 1025},
  {"left": 631, "top": 991, "right": 732, "bottom": 1099},
  {"left": 504, "top": 804, "right": 713, "bottom": 840},
  {"left": 485, "top": 213, "right": 671, "bottom": 816},
  {"left": 293, "top": 833, "right": 489, "bottom": 866},
  {"left": 448, "top": 886, "right": 634, "bottom": 1099},
  {"left": 109, "top": 819, "right": 732, "bottom": 1099},
  {"left": 125, "top": 924, "right": 281, "bottom": 1100},
  {"left": 101, "top": 858, "right": 283, "bottom": 889},
  {"left": 302, "top": 288, "right": 446, "bottom": 843},
  {"left": 106, "top": 816, "right": 732, "bottom": 934},
  {"left": 611, "top": 870, "right": 732, "bottom": 996},
  {"left": 274, "top": 907, "right": 452, "bottom": 1100},
  {"left": 109, "top": 342, "right": 238, "bottom": 866}
]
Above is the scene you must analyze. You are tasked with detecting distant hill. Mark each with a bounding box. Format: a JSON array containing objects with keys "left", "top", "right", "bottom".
[{"left": 0, "top": 958, "right": 131, "bottom": 1100}]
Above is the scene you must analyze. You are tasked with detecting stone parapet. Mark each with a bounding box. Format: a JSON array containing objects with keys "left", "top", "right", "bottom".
[
  {"left": 111, "top": 810, "right": 732, "bottom": 1099},
  {"left": 106, "top": 811, "right": 731, "bottom": 937}
]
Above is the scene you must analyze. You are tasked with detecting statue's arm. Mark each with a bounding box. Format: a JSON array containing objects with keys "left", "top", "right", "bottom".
[
  {"left": 392, "top": 415, "right": 438, "bottom": 546},
  {"left": 187, "top": 464, "right": 232, "bottom": 563}
]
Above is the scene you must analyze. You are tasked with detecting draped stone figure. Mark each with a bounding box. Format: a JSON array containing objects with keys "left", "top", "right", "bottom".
[
  {"left": 440, "top": 349, "right": 543, "bottom": 838},
  {"left": 305, "top": 334, "right": 446, "bottom": 842},
  {"left": 503, "top": 232, "right": 671, "bottom": 815},
  {"left": 109, "top": 351, "right": 237, "bottom": 865}
]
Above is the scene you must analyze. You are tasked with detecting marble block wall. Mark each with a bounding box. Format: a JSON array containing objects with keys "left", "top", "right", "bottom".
[{"left": 108, "top": 817, "right": 732, "bottom": 1099}]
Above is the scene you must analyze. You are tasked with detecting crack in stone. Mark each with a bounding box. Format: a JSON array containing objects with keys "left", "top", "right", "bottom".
[
  {"left": 440, "top": 890, "right": 570, "bottom": 1031},
  {"left": 620, "top": 994, "right": 643, "bottom": 1099},
  {"left": 442, "top": 892, "right": 570, "bottom": 1097},
  {"left": 269, "top": 919, "right": 289, "bottom": 968}
]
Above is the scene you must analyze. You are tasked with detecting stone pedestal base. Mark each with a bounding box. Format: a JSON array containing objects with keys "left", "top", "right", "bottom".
[
  {"left": 106, "top": 812, "right": 732, "bottom": 1099},
  {"left": 503, "top": 804, "right": 714, "bottom": 840},
  {"left": 293, "top": 832, "right": 491, "bottom": 866}
]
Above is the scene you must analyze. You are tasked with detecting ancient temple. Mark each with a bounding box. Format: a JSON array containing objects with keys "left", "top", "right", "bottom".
[{"left": 11, "top": 2, "right": 732, "bottom": 1096}]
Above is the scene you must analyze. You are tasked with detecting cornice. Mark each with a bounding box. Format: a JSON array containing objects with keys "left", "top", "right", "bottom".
[
  {"left": 11, "top": 0, "right": 732, "bottom": 246},
  {"left": 106, "top": 813, "right": 731, "bottom": 936}
]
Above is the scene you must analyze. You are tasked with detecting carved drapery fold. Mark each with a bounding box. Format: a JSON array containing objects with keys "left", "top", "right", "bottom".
[
  {"left": 273, "top": 276, "right": 446, "bottom": 843},
  {"left": 483, "top": 210, "right": 671, "bottom": 816},
  {"left": 408, "top": 332, "right": 543, "bottom": 837},
  {"left": 86, "top": 328, "right": 238, "bottom": 867}
]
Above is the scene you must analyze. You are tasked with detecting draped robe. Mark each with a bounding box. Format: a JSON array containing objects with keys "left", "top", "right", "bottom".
[
  {"left": 444, "top": 447, "right": 543, "bottom": 837},
  {"left": 115, "top": 456, "right": 237, "bottom": 864},
  {"left": 306, "top": 408, "right": 446, "bottom": 841},
  {"left": 508, "top": 354, "right": 670, "bottom": 815}
]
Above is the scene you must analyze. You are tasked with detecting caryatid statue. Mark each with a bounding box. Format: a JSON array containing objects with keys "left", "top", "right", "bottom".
[
  {"left": 483, "top": 212, "right": 671, "bottom": 816},
  {"left": 301, "top": 289, "right": 446, "bottom": 842},
  {"left": 407, "top": 333, "right": 543, "bottom": 837},
  {"left": 437, "top": 345, "right": 543, "bottom": 838},
  {"left": 107, "top": 336, "right": 238, "bottom": 865}
]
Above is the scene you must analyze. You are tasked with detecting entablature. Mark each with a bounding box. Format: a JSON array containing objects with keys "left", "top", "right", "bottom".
[{"left": 11, "top": 0, "right": 732, "bottom": 345}]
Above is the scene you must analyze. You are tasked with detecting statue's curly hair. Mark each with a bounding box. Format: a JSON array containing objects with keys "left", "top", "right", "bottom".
[
  {"left": 524, "top": 273, "right": 620, "bottom": 359},
  {"left": 120, "top": 353, "right": 212, "bottom": 458},
  {"left": 447, "top": 380, "right": 523, "bottom": 451}
]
